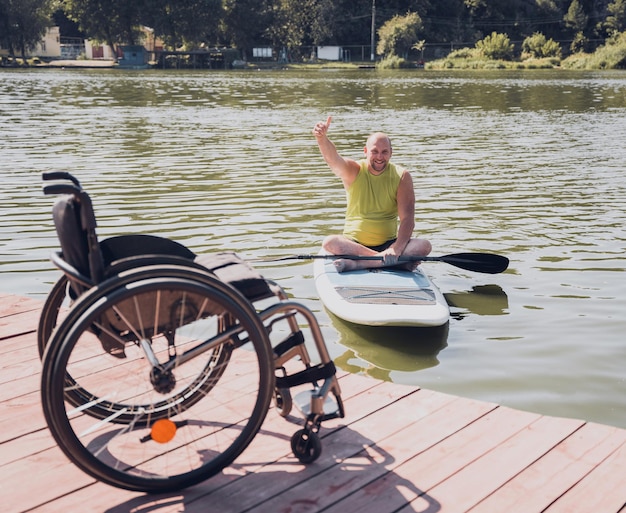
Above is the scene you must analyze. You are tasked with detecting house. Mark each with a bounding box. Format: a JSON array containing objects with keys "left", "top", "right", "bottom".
[{"left": 0, "top": 26, "right": 61, "bottom": 59}]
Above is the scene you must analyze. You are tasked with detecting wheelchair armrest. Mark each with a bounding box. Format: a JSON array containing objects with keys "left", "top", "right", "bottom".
[{"left": 50, "top": 250, "right": 95, "bottom": 290}]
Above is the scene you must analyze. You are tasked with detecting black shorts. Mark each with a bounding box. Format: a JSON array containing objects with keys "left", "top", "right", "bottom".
[{"left": 364, "top": 239, "right": 396, "bottom": 252}]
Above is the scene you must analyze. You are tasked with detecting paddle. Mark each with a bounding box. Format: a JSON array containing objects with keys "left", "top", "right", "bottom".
[{"left": 267, "top": 252, "right": 509, "bottom": 274}]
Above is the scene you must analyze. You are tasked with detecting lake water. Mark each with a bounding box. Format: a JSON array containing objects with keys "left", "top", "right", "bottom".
[{"left": 2, "top": 67, "right": 625, "bottom": 428}]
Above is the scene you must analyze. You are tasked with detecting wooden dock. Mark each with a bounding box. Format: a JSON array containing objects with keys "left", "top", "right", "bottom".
[{"left": 2, "top": 292, "right": 625, "bottom": 513}]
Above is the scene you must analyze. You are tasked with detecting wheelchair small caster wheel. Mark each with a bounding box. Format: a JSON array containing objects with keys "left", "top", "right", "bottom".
[
  {"left": 291, "top": 429, "right": 322, "bottom": 464},
  {"left": 274, "top": 387, "right": 292, "bottom": 417}
]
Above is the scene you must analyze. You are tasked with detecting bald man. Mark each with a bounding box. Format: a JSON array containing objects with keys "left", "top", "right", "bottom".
[{"left": 313, "top": 116, "right": 431, "bottom": 272}]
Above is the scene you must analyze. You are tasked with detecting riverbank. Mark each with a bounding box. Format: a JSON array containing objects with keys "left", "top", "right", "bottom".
[{"left": 44, "top": 59, "right": 117, "bottom": 68}]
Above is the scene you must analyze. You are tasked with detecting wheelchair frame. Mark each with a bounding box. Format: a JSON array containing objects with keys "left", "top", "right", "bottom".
[{"left": 38, "top": 171, "right": 344, "bottom": 492}]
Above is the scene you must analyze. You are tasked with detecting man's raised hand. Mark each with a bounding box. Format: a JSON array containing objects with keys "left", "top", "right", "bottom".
[{"left": 313, "top": 116, "right": 332, "bottom": 138}]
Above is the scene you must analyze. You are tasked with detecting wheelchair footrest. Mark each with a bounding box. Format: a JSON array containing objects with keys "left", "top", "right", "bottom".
[{"left": 294, "top": 389, "right": 341, "bottom": 420}]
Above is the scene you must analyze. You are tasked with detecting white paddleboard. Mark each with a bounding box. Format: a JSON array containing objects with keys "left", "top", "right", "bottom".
[{"left": 313, "top": 252, "right": 449, "bottom": 327}]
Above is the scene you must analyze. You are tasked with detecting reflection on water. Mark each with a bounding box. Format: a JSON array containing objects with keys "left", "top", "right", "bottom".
[
  {"left": 333, "top": 283, "right": 507, "bottom": 377},
  {"left": 445, "top": 284, "right": 509, "bottom": 319},
  {"left": 2, "top": 68, "right": 626, "bottom": 429},
  {"left": 333, "top": 314, "right": 448, "bottom": 381}
]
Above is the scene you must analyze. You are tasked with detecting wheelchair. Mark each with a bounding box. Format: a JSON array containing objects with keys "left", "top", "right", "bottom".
[{"left": 38, "top": 172, "right": 344, "bottom": 493}]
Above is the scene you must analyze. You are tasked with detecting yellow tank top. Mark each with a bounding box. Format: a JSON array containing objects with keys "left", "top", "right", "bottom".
[{"left": 343, "top": 160, "right": 403, "bottom": 246}]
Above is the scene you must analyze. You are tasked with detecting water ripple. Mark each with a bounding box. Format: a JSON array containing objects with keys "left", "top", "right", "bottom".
[{"left": 2, "top": 68, "right": 626, "bottom": 428}]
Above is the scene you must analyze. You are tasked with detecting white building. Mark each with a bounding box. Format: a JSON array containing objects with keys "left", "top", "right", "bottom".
[
  {"left": 35, "top": 26, "right": 61, "bottom": 57},
  {"left": 0, "top": 26, "right": 61, "bottom": 58}
]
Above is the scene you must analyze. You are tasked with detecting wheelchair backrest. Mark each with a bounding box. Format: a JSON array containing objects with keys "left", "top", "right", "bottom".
[
  {"left": 52, "top": 195, "right": 92, "bottom": 280},
  {"left": 44, "top": 172, "right": 105, "bottom": 294}
]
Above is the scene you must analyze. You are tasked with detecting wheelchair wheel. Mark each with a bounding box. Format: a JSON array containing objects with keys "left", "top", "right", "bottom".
[
  {"left": 291, "top": 429, "right": 322, "bottom": 464},
  {"left": 37, "top": 274, "right": 71, "bottom": 358},
  {"left": 41, "top": 268, "right": 274, "bottom": 492},
  {"left": 40, "top": 267, "right": 235, "bottom": 423}
]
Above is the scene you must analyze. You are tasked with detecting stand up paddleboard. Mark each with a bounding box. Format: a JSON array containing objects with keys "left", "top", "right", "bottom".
[{"left": 313, "top": 252, "right": 449, "bottom": 327}]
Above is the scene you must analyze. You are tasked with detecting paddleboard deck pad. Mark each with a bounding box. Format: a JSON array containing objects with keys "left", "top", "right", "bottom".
[{"left": 314, "top": 255, "right": 449, "bottom": 327}]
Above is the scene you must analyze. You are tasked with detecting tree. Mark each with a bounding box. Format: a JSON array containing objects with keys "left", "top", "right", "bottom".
[
  {"left": 53, "top": 8, "right": 85, "bottom": 39},
  {"left": 221, "top": 0, "right": 273, "bottom": 59},
  {"left": 0, "top": 0, "right": 55, "bottom": 63},
  {"left": 563, "top": 0, "right": 591, "bottom": 52},
  {"left": 63, "top": 0, "right": 145, "bottom": 60},
  {"left": 475, "top": 31, "right": 514, "bottom": 60},
  {"left": 412, "top": 39, "right": 426, "bottom": 61},
  {"left": 605, "top": 0, "right": 626, "bottom": 33},
  {"left": 376, "top": 11, "right": 423, "bottom": 58},
  {"left": 564, "top": 0, "right": 588, "bottom": 33},
  {"left": 522, "top": 32, "right": 562, "bottom": 59},
  {"left": 146, "top": 0, "right": 223, "bottom": 50},
  {"left": 265, "top": 0, "right": 337, "bottom": 60}
]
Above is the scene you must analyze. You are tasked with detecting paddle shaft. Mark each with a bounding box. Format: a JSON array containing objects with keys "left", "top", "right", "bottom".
[
  {"left": 283, "top": 252, "right": 509, "bottom": 274},
  {"left": 297, "top": 254, "right": 444, "bottom": 262}
]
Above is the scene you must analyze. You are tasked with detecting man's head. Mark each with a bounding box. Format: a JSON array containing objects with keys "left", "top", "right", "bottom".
[{"left": 364, "top": 132, "right": 392, "bottom": 174}]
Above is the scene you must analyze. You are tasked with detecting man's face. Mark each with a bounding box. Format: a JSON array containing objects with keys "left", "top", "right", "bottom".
[{"left": 364, "top": 135, "right": 392, "bottom": 174}]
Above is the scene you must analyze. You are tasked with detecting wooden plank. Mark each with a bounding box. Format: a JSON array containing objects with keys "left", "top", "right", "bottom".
[
  {"left": 4, "top": 444, "right": 97, "bottom": 513},
  {"left": 0, "top": 329, "right": 39, "bottom": 357},
  {"left": 0, "top": 388, "right": 48, "bottom": 444},
  {"left": 0, "top": 344, "right": 41, "bottom": 385},
  {"left": 398, "top": 414, "right": 586, "bottom": 513},
  {"left": 0, "top": 310, "right": 38, "bottom": 339},
  {"left": 185, "top": 388, "right": 464, "bottom": 513},
  {"left": 0, "top": 428, "right": 55, "bottom": 467},
  {"left": 468, "top": 422, "right": 626, "bottom": 513},
  {"left": 0, "top": 294, "right": 42, "bottom": 317},
  {"left": 242, "top": 395, "right": 498, "bottom": 513},
  {"left": 0, "top": 295, "right": 41, "bottom": 340},
  {"left": 542, "top": 433, "right": 626, "bottom": 513},
  {"left": 322, "top": 405, "right": 540, "bottom": 513}
]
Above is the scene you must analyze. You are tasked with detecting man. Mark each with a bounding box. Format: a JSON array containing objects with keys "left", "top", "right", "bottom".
[{"left": 312, "top": 116, "right": 432, "bottom": 272}]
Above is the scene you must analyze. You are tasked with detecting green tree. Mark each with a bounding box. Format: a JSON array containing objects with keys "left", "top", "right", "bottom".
[
  {"left": 463, "top": 0, "right": 542, "bottom": 40},
  {"left": 376, "top": 11, "right": 423, "bottom": 58},
  {"left": 606, "top": 0, "right": 626, "bottom": 33},
  {"left": 146, "top": 0, "right": 222, "bottom": 50},
  {"left": 265, "top": 0, "right": 337, "bottom": 60},
  {"left": 564, "top": 0, "right": 588, "bottom": 33},
  {"left": 522, "top": 32, "right": 562, "bottom": 59},
  {"left": 412, "top": 39, "right": 426, "bottom": 60},
  {"left": 0, "top": 0, "right": 55, "bottom": 63},
  {"left": 222, "top": 0, "right": 272, "bottom": 59},
  {"left": 475, "top": 31, "right": 514, "bottom": 59},
  {"left": 63, "top": 0, "right": 145, "bottom": 60}
]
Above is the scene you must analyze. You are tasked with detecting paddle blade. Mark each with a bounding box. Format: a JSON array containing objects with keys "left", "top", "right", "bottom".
[{"left": 438, "top": 253, "right": 509, "bottom": 274}]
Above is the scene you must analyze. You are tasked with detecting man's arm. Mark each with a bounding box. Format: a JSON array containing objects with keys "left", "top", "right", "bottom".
[
  {"left": 313, "top": 116, "right": 359, "bottom": 187},
  {"left": 388, "top": 170, "right": 416, "bottom": 256}
]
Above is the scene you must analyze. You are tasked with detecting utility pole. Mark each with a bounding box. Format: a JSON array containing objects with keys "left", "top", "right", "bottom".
[{"left": 370, "top": 0, "right": 376, "bottom": 61}]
